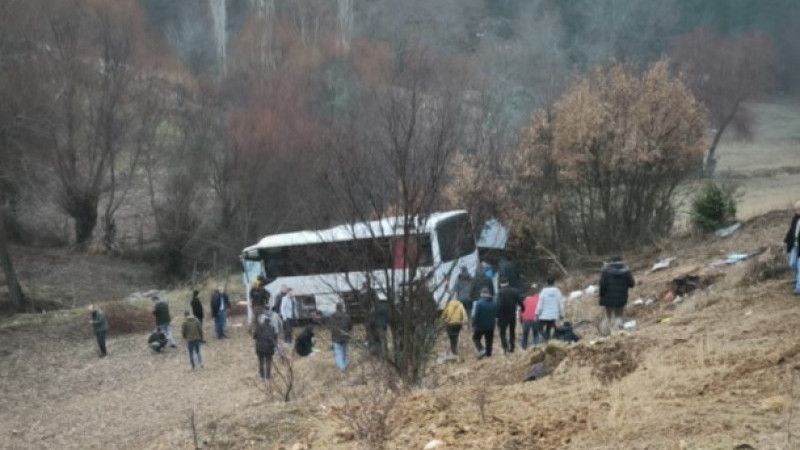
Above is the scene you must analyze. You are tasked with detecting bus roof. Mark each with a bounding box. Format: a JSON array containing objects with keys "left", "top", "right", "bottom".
[{"left": 242, "top": 210, "right": 468, "bottom": 257}]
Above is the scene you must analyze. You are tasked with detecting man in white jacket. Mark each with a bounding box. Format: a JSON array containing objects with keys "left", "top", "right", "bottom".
[
  {"left": 535, "top": 278, "right": 564, "bottom": 342},
  {"left": 279, "top": 286, "right": 296, "bottom": 344}
]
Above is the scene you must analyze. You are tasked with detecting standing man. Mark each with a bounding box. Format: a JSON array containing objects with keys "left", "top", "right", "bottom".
[
  {"left": 253, "top": 313, "right": 277, "bottom": 380},
  {"left": 535, "top": 278, "right": 564, "bottom": 341},
  {"left": 520, "top": 283, "right": 541, "bottom": 349},
  {"left": 181, "top": 310, "right": 203, "bottom": 370},
  {"left": 453, "top": 266, "right": 474, "bottom": 317},
  {"left": 249, "top": 279, "right": 270, "bottom": 322},
  {"left": 190, "top": 290, "right": 204, "bottom": 325},
  {"left": 152, "top": 296, "right": 176, "bottom": 347},
  {"left": 89, "top": 304, "right": 108, "bottom": 357},
  {"left": 210, "top": 286, "right": 231, "bottom": 339},
  {"left": 471, "top": 287, "right": 497, "bottom": 359},
  {"left": 496, "top": 277, "right": 524, "bottom": 354},
  {"left": 329, "top": 302, "right": 352, "bottom": 372},
  {"left": 599, "top": 256, "right": 635, "bottom": 335},
  {"left": 784, "top": 201, "right": 800, "bottom": 295},
  {"left": 279, "top": 286, "right": 296, "bottom": 343},
  {"left": 498, "top": 257, "right": 521, "bottom": 291}
]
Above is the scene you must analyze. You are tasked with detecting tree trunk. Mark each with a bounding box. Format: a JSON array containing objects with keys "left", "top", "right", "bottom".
[
  {"left": 0, "top": 206, "right": 26, "bottom": 314},
  {"left": 74, "top": 205, "right": 98, "bottom": 246},
  {"left": 703, "top": 100, "right": 741, "bottom": 178}
]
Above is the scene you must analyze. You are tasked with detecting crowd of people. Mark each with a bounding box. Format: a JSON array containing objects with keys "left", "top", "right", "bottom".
[{"left": 86, "top": 254, "right": 637, "bottom": 378}]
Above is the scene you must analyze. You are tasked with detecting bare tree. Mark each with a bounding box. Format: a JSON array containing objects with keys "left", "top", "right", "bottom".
[
  {"left": 324, "top": 46, "right": 466, "bottom": 384},
  {"left": 671, "top": 28, "right": 779, "bottom": 176},
  {"left": 33, "top": 0, "right": 159, "bottom": 247}
]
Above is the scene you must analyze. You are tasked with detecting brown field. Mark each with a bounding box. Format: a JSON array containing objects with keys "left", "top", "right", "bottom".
[
  {"left": 715, "top": 97, "right": 800, "bottom": 218},
  {"left": 1, "top": 98, "right": 800, "bottom": 449}
]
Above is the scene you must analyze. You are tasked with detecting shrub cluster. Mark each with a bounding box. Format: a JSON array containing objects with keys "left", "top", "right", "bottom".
[{"left": 690, "top": 182, "right": 738, "bottom": 232}]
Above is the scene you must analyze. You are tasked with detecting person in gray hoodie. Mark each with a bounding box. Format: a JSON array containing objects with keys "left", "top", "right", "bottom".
[
  {"left": 599, "top": 256, "right": 635, "bottom": 334},
  {"left": 535, "top": 278, "right": 564, "bottom": 341}
]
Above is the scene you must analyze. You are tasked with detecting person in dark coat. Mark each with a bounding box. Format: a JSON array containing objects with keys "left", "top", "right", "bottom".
[
  {"left": 453, "top": 266, "right": 474, "bottom": 316},
  {"left": 152, "top": 296, "right": 176, "bottom": 347},
  {"left": 599, "top": 256, "right": 635, "bottom": 335},
  {"left": 294, "top": 325, "right": 314, "bottom": 357},
  {"left": 148, "top": 326, "right": 168, "bottom": 353},
  {"left": 253, "top": 315, "right": 277, "bottom": 379},
  {"left": 249, "top": 279, "right": 270, "bottom": 322},
  {"left": 470, "top": 267, "right": 495, "bottom": 301},
  {"left": 498, "top": 257, "right": 521, "bottom": 291},
  {"left": 190, "top": 290, "right": 204, "bottom": 325},
  {"left": 210, "top": 287, "right": 231, "bottom": 339},
  {"left": 89, "top": 304, "right": 108, "bottom": 357},
  {"left": 471, "top": 287, "right": 497, "bottom": 358},
  {"left": 495, "top": 278, "right": 524, "bottom": 354},
  {"left": 784, "top": 201, "right": 800, "bottom": 295}
]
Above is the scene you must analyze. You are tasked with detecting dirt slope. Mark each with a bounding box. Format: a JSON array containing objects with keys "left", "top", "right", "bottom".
[{"left": 1, "top": 210, "right": 799, "bottom": 450}]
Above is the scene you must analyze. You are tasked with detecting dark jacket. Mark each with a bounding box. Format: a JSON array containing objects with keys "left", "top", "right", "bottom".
[
  {"left": 250, "top": 286, "right": 269, "bottom": 310},
  {"left": 498, "top": 258, "right": 521, "bottom": 290},
  {"left": 599, "top": 262, "right": 635, "bottom": 308},
  {"left": 294, "top": 327, "right": 314, "bottom": 356},
  {"left": 470, "top": 273, "right": 495, "bottom": 299},
  {"left": 471, "top": 296, "right": 498, "bottom": 331},
  {"left": 453, "top": 272, "right": 473, "bottom": 302},
  {"left": 153, "top": 301, "right": 170, "bottom": 325},
  {"left": 148, "top": 330, "right": 167, "bottom": 347},
  {"left": 496, "top": 285, "right": 523, "bottom": 322},
  {"left": 91, "top": 310, "right": 108, "bottom": 333},
  {"left": 785, "top": 214, "right": 800, "bottom": 253},
  {"left": 253, "top": 320, "right": 277, "bottom": 355},
  {"left": 190, "top": 296, "right": 204, "bottom": 322},
  {"left": 329, "top": 310, "right": 352, "bottom": 344},
  {"left": 210, "top": 292, "right": 231, "bottom": 319}
]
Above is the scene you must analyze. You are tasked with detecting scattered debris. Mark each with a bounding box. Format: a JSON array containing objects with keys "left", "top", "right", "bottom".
[
  {"left": 584, "top": 285, "right": 598, "bottom": 295},
  {"left": 125, "top": 290, "right": 162, "bottom": 301},
  {"left": 623, "top": 320, "right": 637, "bottom": 330},
  {"left": 711, "top": 253, "right": 755, "bottom": 268},
  {"left": 714, "top": 222, "right": 741, "bottom": 238},
  {"left": 672, "top": 275, "right": 701, "bottom": 296},
  {"left": 659, "top": 317, "right": 671, "bottom": 324},
  {"left": 523, "top": 362, "right": 547, "bottom": 382},
  {"left": 644, "top": 298, "right": 655, "bottom": 306},
  {"left": 650, "top": 257, "right": 677, "bottom": 272},
  {"left": 568, "top": 291, "right": 583, "bottom": 301},
  {"left": 759, "top": 395, "right": 786, "bottom": 412},
  {"left": 424, "top": 439, "right": 445, "bottom": 449},
  {"left": 632, "top": 299, "right": 645, "bottom": 306}
]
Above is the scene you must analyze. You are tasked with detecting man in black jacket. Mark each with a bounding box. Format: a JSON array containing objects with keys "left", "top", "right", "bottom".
[
  {"left": 496, "top": 278, "right": 524, "bottom": 354},
  {"left": 599, "top": 256, "right": 635, "bottom": 335},
  {"left": 210, "top": 287, "right": 231, "bottom": 339},
  {"left": 784, "top": 201, "right": 800, "bottom": 295},
  {"left": 190, "top": 290, "right": 204, "bottom": 324}
]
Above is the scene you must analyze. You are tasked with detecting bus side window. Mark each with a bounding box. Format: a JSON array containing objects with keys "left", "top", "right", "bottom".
[{"left": 393, "top": 238, "right": 418, "bottom": 269}]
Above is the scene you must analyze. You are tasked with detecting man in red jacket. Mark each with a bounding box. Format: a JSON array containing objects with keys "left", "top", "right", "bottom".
[{"left": 520, "top": 283, "right": 540, "bottom": 349}]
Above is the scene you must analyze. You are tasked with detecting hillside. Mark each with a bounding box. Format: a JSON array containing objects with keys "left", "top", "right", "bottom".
[{"left": 1, "top": 209, "right": 798, "bottom": 449}]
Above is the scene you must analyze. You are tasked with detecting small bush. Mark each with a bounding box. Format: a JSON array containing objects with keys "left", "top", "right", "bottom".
[
  {"left": 104, "top": 302, "right": 154, "bottom": 334},
  {"left": 690, "top": 181, "right": 738, "bottom": 232}
]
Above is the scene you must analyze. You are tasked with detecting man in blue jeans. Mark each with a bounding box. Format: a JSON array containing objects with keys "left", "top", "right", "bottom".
[
  {"left": 210, "top": 286, "right": 231, "bottom": 338},
  {"left": 784, "top": 201, "right": 800, "bottom": 295},
  {"left": 329, "top": 303, "right": 352, "bottom": 371}
]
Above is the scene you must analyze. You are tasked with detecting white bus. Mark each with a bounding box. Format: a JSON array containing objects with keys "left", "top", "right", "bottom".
[{"left": 241, "top": 210, "right": 479, "bottom": 320}]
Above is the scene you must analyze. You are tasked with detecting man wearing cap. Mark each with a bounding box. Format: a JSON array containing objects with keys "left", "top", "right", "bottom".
[
  {"left": 210, "top": 287, "right": 231, "bottom": 339},
  {"left": 599, "top": 256, "right": 635, "bottom": 335},
  {"left": 152, "top": 296, "right": 176, "bottom": 347},
  {"left": 89, "top": 305, "right": 108, "bottom": 357},
  {"left": 249, "top": 279, "right": 270, "bottom": 322}
]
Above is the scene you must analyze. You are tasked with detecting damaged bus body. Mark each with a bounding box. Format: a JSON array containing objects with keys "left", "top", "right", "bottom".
[{"left": 241, "top": 210, "right": 479, "bottom": 321}]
